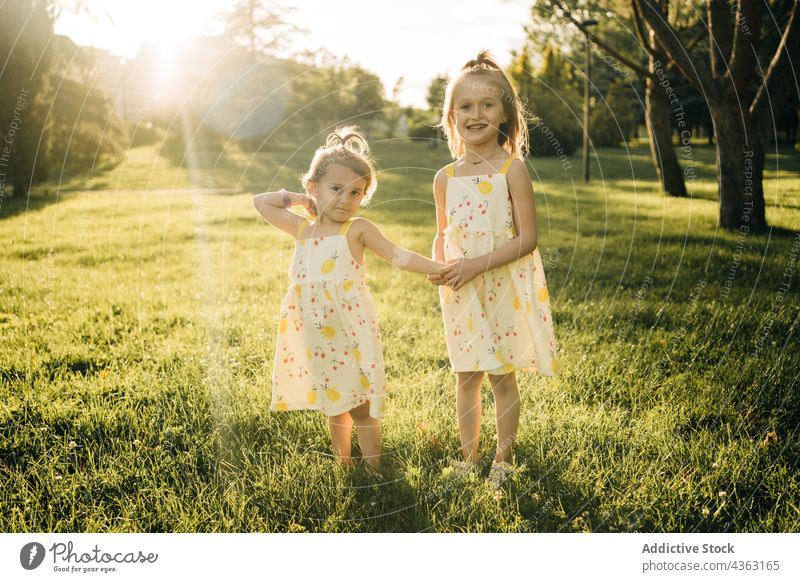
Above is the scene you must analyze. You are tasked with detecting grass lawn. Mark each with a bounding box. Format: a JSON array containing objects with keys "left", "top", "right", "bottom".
[{"left": 1, "top": 138, "right": 798, "bottom": 532}]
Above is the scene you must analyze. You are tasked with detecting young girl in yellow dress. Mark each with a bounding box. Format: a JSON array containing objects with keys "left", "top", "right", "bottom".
[
  {"left": 430, "top": 50, "right": 559, "bottom": 485},
  {"left": 254, "top": 127, "right": 442, "bottom": 471}
]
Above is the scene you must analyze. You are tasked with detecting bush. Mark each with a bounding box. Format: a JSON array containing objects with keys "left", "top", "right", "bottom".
[
  {"left": 528, "top": 89, "right": 582, "bottom": 157},
  {"left": 406, "top": 108, "right": 441, "bottom": 142},
  {"left": 510, "top": 45, "right": 582, "bottom": 159},
  {"left": 590, "top": 81, "right": 639, "bottom": 147},
  {"left": 49, "top": 78, "right": 128, "bottom": 175}
]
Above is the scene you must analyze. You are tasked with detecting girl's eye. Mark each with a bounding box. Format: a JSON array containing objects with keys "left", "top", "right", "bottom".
[
  {"left": 351, "top": 191, "right": 361, "bottom": 197},
  {"left": 331, "top": 186, "right": 341, "bottom": 192},
  {"left": 461, "top": 104, "right": 470, "bottom": 111}
]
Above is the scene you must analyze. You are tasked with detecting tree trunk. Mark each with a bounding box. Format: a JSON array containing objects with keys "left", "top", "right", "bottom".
[
  {"left": 630, "top": 0, "right": 800, "bottom": 234},
  {"left": 645, "top": 59, "right": 688, "bottom": 197},
  {"left": 710, "top": 102, "right": 767, "bottom": 232},
  {"left": 12, "top": 176, "right": 28, "bottom": 198}
]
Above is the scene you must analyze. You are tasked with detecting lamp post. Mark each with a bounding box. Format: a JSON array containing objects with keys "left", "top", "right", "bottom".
[{"left": 582, "top": 19, "right": 598, "bottom": 182}]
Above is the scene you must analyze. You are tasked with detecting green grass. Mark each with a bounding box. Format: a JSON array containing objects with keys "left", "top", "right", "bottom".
[{"left": 1, "top": 139, "right": 799, "bottom": 532}]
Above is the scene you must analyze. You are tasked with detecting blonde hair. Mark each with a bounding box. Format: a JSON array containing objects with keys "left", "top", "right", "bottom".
[
  {"left": 301, "top": 126, "right": 377, "bottom": 205},
  {"left": 439, "top": 49, "right": 529, "bottom": 159}
]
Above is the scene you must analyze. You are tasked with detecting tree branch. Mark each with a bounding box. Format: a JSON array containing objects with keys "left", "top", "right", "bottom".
[
  {"left": 665, "top": 27, "right": 706, "bottom": 73},
  {"left": 632, "top": 0, "right": 658, "bottom": 57},
  {"left": 550, "top": 0, "right": 654, "bottom": 78},
  {"left": 685, "top": 27, "right": 707, "bottom": 53},
  {"left": 750, "top": 0, "right": 800, "bottom": 117},
  {"left": 632, "top": 0, "right": 714, "bottom": 92}
]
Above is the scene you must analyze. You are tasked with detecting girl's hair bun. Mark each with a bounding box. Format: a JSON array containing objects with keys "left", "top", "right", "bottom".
[{"left": 325, "top": 126, "right": 369, "bottom": 156}]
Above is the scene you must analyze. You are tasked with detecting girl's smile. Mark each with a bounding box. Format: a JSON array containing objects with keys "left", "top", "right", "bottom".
[
  {"left": 465, "top": 122, "right": 489, "bottom": 135},
  {"left": 453, "top": 77, "right": 507, "bottom": 146}
]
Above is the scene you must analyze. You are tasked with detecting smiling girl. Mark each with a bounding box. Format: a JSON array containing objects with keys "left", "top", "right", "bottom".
[{"left": 430, "top": 50, "right": 559, "bottom": 486}]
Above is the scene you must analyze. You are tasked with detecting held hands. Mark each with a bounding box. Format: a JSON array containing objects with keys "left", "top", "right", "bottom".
[
  {"left": 427, "top": 254, "right": 447, "bottom": 286},
  {"left": 427, "top": 258, "right": 482, "bottom": 291}
]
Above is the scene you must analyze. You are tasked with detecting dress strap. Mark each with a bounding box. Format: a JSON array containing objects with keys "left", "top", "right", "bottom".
[
  {"left": 338, "top": 219, "right": 354, "bottom": 235},
  {"left": 296, "top": 219, "right": 311, "bottom": 238},
  {"left": 499, "top": 156, "right": 516, "bottom": 175},
  {"left": 444, "top": 163, "right": 455, "bottom": 178}
]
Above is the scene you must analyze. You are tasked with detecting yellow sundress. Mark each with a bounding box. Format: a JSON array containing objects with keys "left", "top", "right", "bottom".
[
  {"left": 439, "top": 156, "right": 558, "bottom": 376},
  {"left": 271, "top": 218, "right": 386, "bottom": 418}
]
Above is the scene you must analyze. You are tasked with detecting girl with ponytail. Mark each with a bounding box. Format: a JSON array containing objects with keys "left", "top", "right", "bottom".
[{"left": 430, "top": 50, "right": 559, "bottom": 487}]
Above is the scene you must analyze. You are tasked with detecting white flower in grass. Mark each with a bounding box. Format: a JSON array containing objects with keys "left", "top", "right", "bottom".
[
  {"left": 68, "top": 440, "right": 77, "bottom": 449},
  {"left": 133, "top": 439, "right": 141, "bottom": 447}
]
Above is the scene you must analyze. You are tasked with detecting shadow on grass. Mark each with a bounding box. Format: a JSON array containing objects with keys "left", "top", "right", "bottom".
[
  {"left": 0, "top": 191, "right": 61, "bottom": 221},
  {"left": 766, "top": 225, "right": 800, "bottom": 239}
]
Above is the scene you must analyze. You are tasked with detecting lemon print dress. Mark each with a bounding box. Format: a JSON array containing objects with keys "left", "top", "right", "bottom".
[
  {"left": 439, "top": 156, "right": 558, "bottom": 376},
  {"left": 271, "top": 218, "right": 386, "bottom": 418}
]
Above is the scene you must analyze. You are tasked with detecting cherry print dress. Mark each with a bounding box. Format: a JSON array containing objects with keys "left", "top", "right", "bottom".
[
  {"left": 271, "top": 218, "right": 386, "bottom": 418},
  {"left": 439, "top": 156, "right": 558, "bottom": 376}
]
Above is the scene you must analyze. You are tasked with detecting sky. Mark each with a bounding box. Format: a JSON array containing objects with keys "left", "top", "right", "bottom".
[{"left": 53, "top": 0, "right": 532, "bottom": 108}]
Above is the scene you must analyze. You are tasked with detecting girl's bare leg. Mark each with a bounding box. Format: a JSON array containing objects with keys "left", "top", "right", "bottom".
[
  {"left": 349, "top": 401, "right": 382, "bottom": 470},
  {"left": 488, "top": 372, "right": 520, "bottom": 464},
  {"left": 456, "top": 371, "right": 484, "bottom": 464},
  {"left": 328, "top": 412, "right": 353, "bottom": 464}
]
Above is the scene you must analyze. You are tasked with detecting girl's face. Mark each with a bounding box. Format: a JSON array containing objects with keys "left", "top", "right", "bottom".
[
  {"left": 308, "top": 163, "right": 368, "bottom": 223},
  {"left": 452, "top": 75, "right": 508, "bottom": 147}
]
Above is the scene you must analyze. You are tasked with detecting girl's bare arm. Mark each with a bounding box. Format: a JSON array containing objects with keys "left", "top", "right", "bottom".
[
  {"left": 354, "top": 218, "right": 443, "bottom": 275},
  {"left": 253, "top": 190, "right": 316, "bottom": 236}
]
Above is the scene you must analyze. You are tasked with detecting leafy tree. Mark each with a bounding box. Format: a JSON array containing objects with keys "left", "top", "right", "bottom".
[
  {"left": 591, "top": 79, "right": 639, "bottom": 146},
  {"left": 0, "top": 0, "right": 55, "bottom": 197},
  {"left": 545, "top": 0, "right": 690, "bottom": 196},
  {"left": 509, "top": 44, "right": 583, "bottom": 158},
  {"left": 282, "top": 54, "right": 387, "bottom": 140},
  {"left": 413, "top": 74, "right": 449, "bottom": 145},
  {"left": 382, "top": 76, "right": 406, "bottom": 139},
  {"left": 48, "top": 36, "right": 128, "bottom": 176},
  {"left": 218, "top": 0, "right": 303, "bottom": 62},
  {"left": 407, "top": 107, "right": 439, "bottom": 142},
  {"left": 426, "top": 74, "right": 449, "bottom": 119},
  {"left": 632, "top": 0, "right": 800, "bottom": 231}
]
